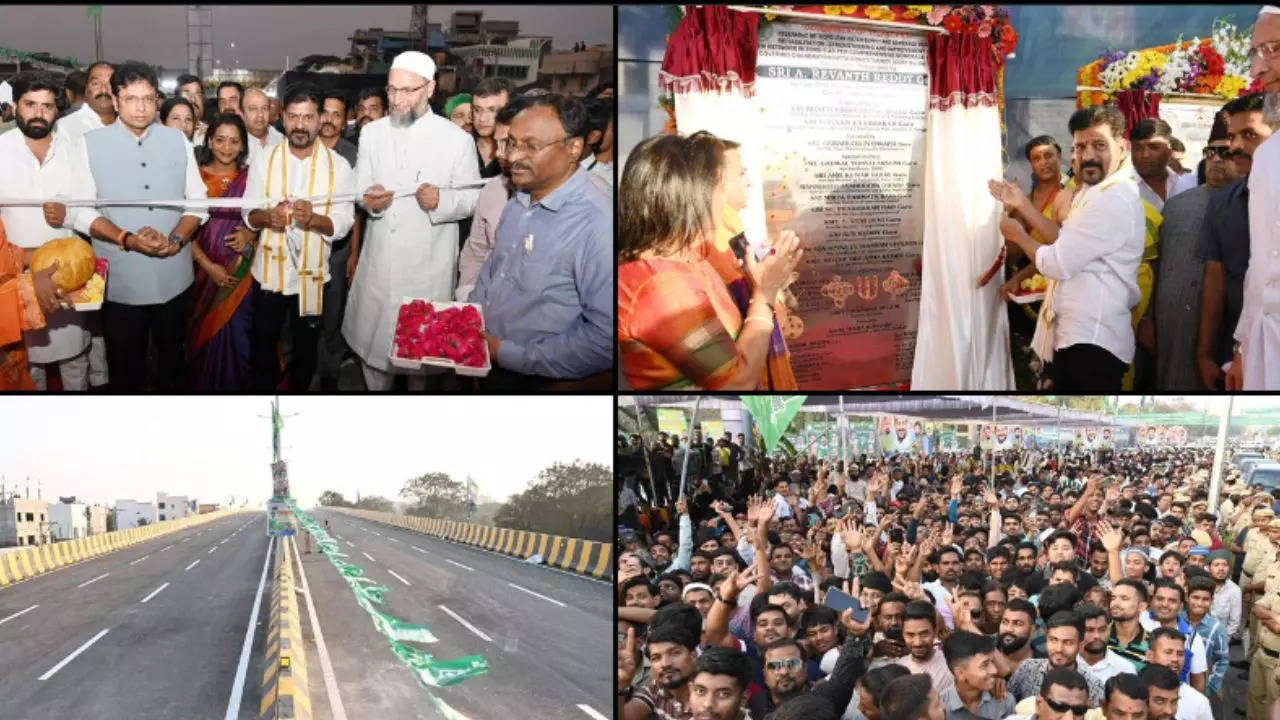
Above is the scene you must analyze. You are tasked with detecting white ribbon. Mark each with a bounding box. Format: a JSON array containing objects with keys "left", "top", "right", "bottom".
[{"left": 0, "top": 181, "right": 489, "bottom": 210}]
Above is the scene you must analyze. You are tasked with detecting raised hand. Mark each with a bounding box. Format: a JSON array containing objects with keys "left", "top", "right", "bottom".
[
  {"left": 840, "top": 607, "right": 872, "bottom": 635},
  {"left": 618, "top": 625, "right": 638, "bottom": 691},
  {"left": 985, "top": 488, "right": 1000, "bottom": 508},
  {"left": 1096, "top": 520, "right": 1124, "bottom": 552},
  {"left": 840, "top": 520, "right": 866, "bottom": 554},
  {"left": 675, "top": 498, "right": 688, "bottom": 517}
]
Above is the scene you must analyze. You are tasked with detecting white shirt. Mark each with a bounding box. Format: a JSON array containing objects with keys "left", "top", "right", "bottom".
[
  {"left": 580, "top": 155, "right": 613, "bottom": 189},
  {"left": 241, "top": 141, "right": 356, "bottom": 303},
  {"left": 771, "top": 492, "right": 793, "bottom": 519},
  {"left": 922, "top": 580, "right": 955, "bottom": 629},
  {"left": 1211, "top": 579, "right": 1242, "bottom": 636},
  {"left": 245, "top": 125, "right": 285, "bottom": 169},
  {"left": 1077, "top": 649, "right": 1134, "bottom": 686},
  {"left": 1176, "top": 683, "right": 1213, "bottom": 720},
  {"left": 1035, "top": 166, "right": 1144, "bottom": 364},
  {"left": 1134, "top": 164, "right": 1191, "bottom": 212},
  {"left": 0, "top": 127, "right": 93, "bottom": 363},
  {"left": 1235, "top": 131, "right": 1280, "bottom": 388},
  {"left": 54, "top": 103, "right": 107, "bottom": 145},
  {"left": 1139, "top": 614, "right": 1209, "bottom": 675}
]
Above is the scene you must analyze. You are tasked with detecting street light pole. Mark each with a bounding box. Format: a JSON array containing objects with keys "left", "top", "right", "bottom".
[{"left": 1209, "top": 396, "right": 1234, "bottom": 513}]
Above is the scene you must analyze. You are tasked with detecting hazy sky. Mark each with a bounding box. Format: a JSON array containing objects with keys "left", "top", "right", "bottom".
[
  {"left": 0, "top": 5, "right": 613, "bottom": 69},
  {"left": 0, "top": 396, "right": 612, "bottom": 511}
]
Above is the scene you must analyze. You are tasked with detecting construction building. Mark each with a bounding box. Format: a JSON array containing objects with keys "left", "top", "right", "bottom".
[
  {"left": 48, "top": 501, "right": 88, "bottom": 541},
  {"left": 0, "top": 498, "right": 52, "bottom": 547},
  {"left": 539, "top": 45, "right": 615, "bottom": 96}
]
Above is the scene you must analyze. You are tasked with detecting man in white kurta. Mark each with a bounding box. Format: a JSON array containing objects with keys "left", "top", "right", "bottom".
[
  {"left": 0, "top": 76, "right": 95, "bottom": 389},
  {"left": 343, "top": 51, "right": 480, "bottom": 391},
  {"left": 1229, "top": 8, "right": 1280, "bottom": 389}
]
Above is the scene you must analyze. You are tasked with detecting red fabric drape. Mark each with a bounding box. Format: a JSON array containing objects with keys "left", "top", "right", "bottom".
[
  {"left": 659, "top": 6, "right": 760, "bottom": 95},
  {"left": 927, "top": 31, "right": 999, "bottom": 109},
  {"left": 1113, "top": 89, "right": 1161, "bottom": 139}
]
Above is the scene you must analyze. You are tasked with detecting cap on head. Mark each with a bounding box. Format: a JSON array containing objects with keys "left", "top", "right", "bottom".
[{"left": 390, "top": 51, "right": 437, "bottom": 83}]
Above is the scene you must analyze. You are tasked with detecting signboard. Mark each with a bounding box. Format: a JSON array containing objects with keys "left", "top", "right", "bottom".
[
  {"left": 877, "top": 414, "right": 925, "bottom": 454},
  {"left": 1137, "top": 425, "right": 1189, "bottom": 445},
  {"left": 267, "top": 503, "right": 296, "bottom": 537},
  {"left": 979, "top": 424, "right": 1022, "bottom": 451},
  {"left": 702, "top": 420, "right": 725, "bottom": 442},
  {"left": 1160, "top": 97, "right": 1226, "bottom": 168},
  {"left": 1073, "top": 427, "right": 1116, "bottom": 450},
  {"left": 755, "top": 20, "right": 928, "bottom": 389},
  {"left": 271, "top": 460, "right": 288, "bottom": 499},
  {"left": 657, "top": 408, "right": 688, "bottom": 438}
]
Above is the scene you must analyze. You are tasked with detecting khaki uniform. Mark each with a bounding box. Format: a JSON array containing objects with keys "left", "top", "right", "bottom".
[
  {"left": 1245, "top": 528, "right": 1279, "bottom": 656},
  {"left": 1248, "top": 561, "right": 1280, "bottom": 720}
]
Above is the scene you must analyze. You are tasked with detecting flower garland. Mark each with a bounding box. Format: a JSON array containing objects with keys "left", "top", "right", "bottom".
[
  {"left": 1077, "top": 17, "right": 1264, "bottom": 107},
  {"left": 760, "top": 5, "right": 1019, "bottom": 58}
]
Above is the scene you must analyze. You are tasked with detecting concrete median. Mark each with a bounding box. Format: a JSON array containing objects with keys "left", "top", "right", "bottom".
[
  {"left": 260, "top": 537, "right": 312, "bottom": 720},
  {"left": 327, "top": 507, "right": 613, "bottom": 580}
]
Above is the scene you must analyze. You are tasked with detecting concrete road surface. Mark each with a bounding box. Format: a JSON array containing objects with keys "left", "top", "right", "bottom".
[
  {"left": 0, "top": 511, "right": 270, "bottom": 720},
  {"left": 302, "top": 509, "right": 612, "bottom": 720}
]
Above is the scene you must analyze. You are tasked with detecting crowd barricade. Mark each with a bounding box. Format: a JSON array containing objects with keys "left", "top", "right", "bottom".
[
  {"left": 0, "top": 508, "right": 254, "bottom": 587},
  {"left": 327, "top": 508, "right": 613, "bottom": 580}
]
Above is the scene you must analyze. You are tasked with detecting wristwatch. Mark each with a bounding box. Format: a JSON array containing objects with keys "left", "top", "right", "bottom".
[
  {"left": 169, "top": 231, "right": 187, "bottom": 248},
  {"left": 617, "top": 687, "right": 633, "bottom": 701}
]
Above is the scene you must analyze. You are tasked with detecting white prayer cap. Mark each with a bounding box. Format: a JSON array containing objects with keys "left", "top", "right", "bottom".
[
  {"left": 1261, "top": 5, "right": 1280, "bottom": 15},
  {"left": 390, "top": 51, "right": 437, "bottom": 83},
  {"left": 0, "top": 80, "right": 11, "bottom": 106}
]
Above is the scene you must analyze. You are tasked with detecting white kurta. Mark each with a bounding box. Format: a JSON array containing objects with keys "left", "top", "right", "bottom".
[
  {"left": 0, "top": 128, "right": 96, "bottom": 363},
  {"left": 1235, "top": 132, "right": 1280, "bottom": 389},
  {"left": 342, "top": 112, "right": 481, "bottom": 372},
  {"left": 53, "top": 103, "right": 107, "bottom": 145}
]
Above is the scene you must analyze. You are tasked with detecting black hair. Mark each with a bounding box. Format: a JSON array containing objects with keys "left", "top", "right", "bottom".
[
  {"left": 321, "top": 88, "right": 349, "bottom": 114},
  {"left": 512, "top": 93, "right": 590, "bottom": 140},
  {"left": 1105, "top": 672, "right": 1149, "bottom": 704},
  {"left": 1186, "top": 576, "right": 1216, "bottom": 597},
  {"left": 652, "top": 601, "right": 703, "bottom": 639},
  {"left": 1160, "top": 550, "right": 1185, "bottom": 566},
  {"left": 1046, "top": 530, "right": 1078, "bottom": 551},
  {"left": 936, "top": 545, "right": 962, "bottom": 563},
  {"left": 620, "top": 575, "right": 657, "bottom": 598},
  {"left": 1049, "top": 560, "right": 1080, "bottom": 580},
  {"left": 1137, "top": 662, "right": 1181, "bottom": 692},
  {"left": 799, "top": 605, "right": 839, "bottom": 635},
  {"left": 692, "top": 645, "right": 752, "bottom": 694},
  {"left": 281, "top": 84, "right": 324, "bottom": 113},
  {"left": 355, "top": 85, "right": 388, "bottom": 111},
  {"left": 861, "top": 664, "right": 910, "bottom": 704},
  {"left": 1149, "top": 626, "right": 1186, "bottom": 650},
  {"left": 1169, "top": 136, "right": 1186, "bottom": 153},
  {"left": 217, "top": 80, "right": 245, "bottom": 100},
  {"left": 1068, "top": 104, "right": 1126, "bottom": 141},
  {"left": 472, "top": 76, "right": 515, "bottom": 99},
  {"left": 1076, "top": 602, "right": 1109, "bottom": 623},
  {"left": 1223, "top": 92, "right": 1267, "bottom": 116},
  {"left": 159, "top": 96, "right": 194, "bottom": 126},
  {"left": 878, "top": 591, "right": 910, "bottom": 610},
  {"left": 1152, "top": 578, "right": 1185, "bottom": 605},
  {"left": 496, "top": 95, "right": 527, "bottom": 126},
  {"left": 657, "top": 571, "right": 686, "bottom": 589},
  {"left": 584, "top": 96, "right": 615, "bottom": 151},
  {"left": 767, "top": 694, "right": 838, "bottom": 720},
  {"left": 942, "top": 630, "right": 995, "bottom": 670},
  {"left": 1015, "top": 541, "right": 1038, "bottom": 557},
  {"left": 176, "top": 73, "right": 202, "bottom": 90},
  {"left": 988, "top": 545, "right": 1012, "bottom": 562},
  {"left": 860, "top": 571, "right": 893, "bottom": 595},
  {"left": 752, "top": 602, "right": 792, "bottom": 626},
  {"left": 902, "top": 599, "right": 937, "bottom": 627},
  {"left": 85, "top": 61, "right": 115, "bottom": 79},
  {"left": 109, "top": 61, "right": 157, "bottom": 96},
  {"left": 1130, "top": 117, "right": 1174, "bottom": 143},
  {"left": 881, "top": 674, "right": 934, "bottom": 720},
  {"left": 1025, "top": 134, "right": 1062, "bottom": 160},
  {"left": 1045, "top": 610, "right": 1084, "bottom": 637},
  {"left": 1042, "top": 667, "right": 1090, "bottom": 695},
  {"left": 768, "top": 581, "right": 804, "bottom": 604},
  {"left": 64, "top": 69, "right": 87, "bottom": 98},
  {"left": 1038, "top": 583, "right": 1081, "bottom": 622},
  {"left": 761, "top": 636, "right": 806, "bottom": 660},
  {"left": 9, "top": 71, "right": 67, "bottom": 113}
]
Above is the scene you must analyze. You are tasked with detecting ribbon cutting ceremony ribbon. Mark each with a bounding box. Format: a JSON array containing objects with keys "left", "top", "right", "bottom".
[{"left": 0, "top": 181, "right": 489, "bottom": 210}]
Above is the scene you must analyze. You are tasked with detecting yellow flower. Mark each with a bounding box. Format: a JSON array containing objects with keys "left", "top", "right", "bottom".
[
  {"left": 908, "top": 5, "right": 933, "bottom": 13},
  {"left": 867, "top": 5, "right": 893, "bottom": 20},
  {"left": 823, "top": 6, "right": 844, "bottom": 15},
  {"left": 1215, "top": 75, "right": 1247, "bottom": 99}
]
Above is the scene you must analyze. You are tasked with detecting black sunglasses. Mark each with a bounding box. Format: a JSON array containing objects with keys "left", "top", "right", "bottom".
[
  {"left": 1203, "top": 146, "right": 1235, "bottom": 159},
  {"left": 1041, "top": 696, "right": 1089, "bottom": 717}
]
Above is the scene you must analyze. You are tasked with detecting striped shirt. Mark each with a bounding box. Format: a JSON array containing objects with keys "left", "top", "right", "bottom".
[{"left": 1107, "top": 622, "right": 1150, "bottom": 672}]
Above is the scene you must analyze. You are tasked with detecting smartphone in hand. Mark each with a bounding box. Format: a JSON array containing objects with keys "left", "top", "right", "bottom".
[{"left": 825, "top": 588, "right": 869, "bottom": 623}]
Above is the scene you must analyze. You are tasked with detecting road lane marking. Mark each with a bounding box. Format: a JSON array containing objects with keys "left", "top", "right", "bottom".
[
  {"left": 38, "top": 628, "right": 109, "bottom": 680},
  {"left": 578, "top": 705, "right": 609, "bottom": 720},
  {"left": 208, "top": 546, "right": 218, "bottom": 554},
  {"left": 412, "top": 546, "right": 429, "bottom": 554},
  {"left": 77, "top": 573, "right": 109, "bottom": 589},
  {"left": 0, "top": 604, "right": 38, "bottom": 626},
  {"left": 345, "top": 541, "right": 354, "bottom": 548},
  {"left": 386, "top": 537, "right": 400, "bottom": 543},
  {"left": 184, "top": 560, "right": 200, "bottom": 572},
  {"left": 223, "top": 536, "right": 274, "bottom": 720},
  {"left": 372, "top": 531, "right": 381, "bottom": 536},
  {"left": 361, "top": 551, "right": 376, "bottom": 562},
  {"left": 387, "top": 569, "right": 412, "bottom": 586},
  {"left": 445, "top": 559, "right": 474, "bottom": 572},
  {"left": 129, "top": 554, "right": 150, "bottom": 566},
  {"left": 508, "top": 582, "right": 567, "bottom": 607},
  {"left": 288, "top": 535, "right": 349, "bottom": 720},
  {"left": 220, "top": 538, "right": 229, "bottom": 544},
  {"left": 160, "top": 544, "right": 174, "bottom": 552},
  {"left": 140, "top": 582, "right": 170, "bottom": 604},
  {"left": 438, "top": 605, "right": 491, "bottom": 642},
  {"left": 181, "top": 537, "right": 191, "bottom": 542}
]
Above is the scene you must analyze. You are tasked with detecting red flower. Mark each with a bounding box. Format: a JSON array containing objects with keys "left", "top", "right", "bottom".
[
  {"left": 393, "top": 300, "right": 487, "bottom": 366},
  {"left": 943, "top": 13, "right": 964, "bottom": 33}
]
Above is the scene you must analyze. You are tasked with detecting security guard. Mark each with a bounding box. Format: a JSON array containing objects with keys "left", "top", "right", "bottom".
[
  {"left": 1247, "top": 521, "right": 1280, "bottom": 720},
  {"left": 1244, "top": 506, "right": 1278, "bottom": 655}
]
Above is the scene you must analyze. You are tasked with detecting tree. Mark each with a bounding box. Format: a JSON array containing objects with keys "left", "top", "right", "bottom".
[
  {"left": 317, "top": 490, "right": 352, "bottom": 507},
  {"left": 353, "top": 495, "right": 395, "bottom": 513},
  {"left": 494, "top": 460, "right": 611, "bottom": 542},
  {"left": 136, "top": 517, "right": 150, "bottom": 527},
  {"left": 400, "top": 472, "right": 467, "bottom": 519}
]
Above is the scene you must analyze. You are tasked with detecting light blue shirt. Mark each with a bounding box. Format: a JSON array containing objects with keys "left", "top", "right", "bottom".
[{"left": 469, "top": 168, "right": 612, "bottom": 379}]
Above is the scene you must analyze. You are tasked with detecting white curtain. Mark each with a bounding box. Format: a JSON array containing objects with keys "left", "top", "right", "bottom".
[{"left": 911, "top": 92, "right": 1015, "bottom": 390}]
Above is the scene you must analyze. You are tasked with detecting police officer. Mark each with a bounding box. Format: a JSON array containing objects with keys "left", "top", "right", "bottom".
[
  {"left": 1243, "top": 507, "right": 1278, "bottom": 659},
  {"left": 1247, "top": 518, "right": 1280, "bottom": 720}
]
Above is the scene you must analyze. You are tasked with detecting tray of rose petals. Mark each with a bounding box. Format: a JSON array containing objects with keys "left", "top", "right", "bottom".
[
  {"left": 389, "top": 297, "right": 491, "bottom": 377},
  {"left": 69, "top": 258, "right": 108, "bottom": 311}
]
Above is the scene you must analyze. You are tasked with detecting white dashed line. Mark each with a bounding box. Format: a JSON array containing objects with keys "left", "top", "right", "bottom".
[
  {"left": 507, "top": 582, "right": 567, "bottom": 607},
  {"left": 0, "top": 604, "right": 38, "bottom": 626},
  {"left": 387, "top": 569, "right": 412, "bottom": 586},
  {"left": 361, "top": 552, "right": 375, "bottom": 562},
  {"left": 411, "top": 546, "right": 429, "bottom": 554},
  {"left": 386, "top": 537, "right": 400, "bottom": 543},
  {"left": 445, "top": 559, "right": 474, "bottom": 572},
  {"left": 578, "top": 705, "right": 609, "bottom": 720},
  {"left": 209, "top": 546, "right": 218, "bottom": 554},
  {"left": 220, "top": 538, "right": 229, "bottom": 544},
  {"left": 140, "top": 582, "right": 170, "bottom": 604},
  {"left": 345, "top": 541, "right": 354, "bottom": 548},
  {"left": 77, "top": 573, "right": 109, "bottom": 589},
  {"left": 438, "top": 605, "right": 492, "bottom": 642},
  {"left": 38, "top": 629, "right": 108, "bottom": 680},
  {"left": 160, "top": 544, "right": 174, "bottom": 552},
  {"left": 181, "top": 537, "right": 191, "bottom": 543},
  {"left": 129, "top": 554, "right": 150, "bottom": 566},
  {"left": 185, "top": 559, "right": 200, "bottom": 571}
]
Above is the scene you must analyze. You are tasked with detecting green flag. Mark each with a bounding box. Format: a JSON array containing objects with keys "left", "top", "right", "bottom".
[
  {"left": 741, "top": 396, "right": 806, "bottom": 453},
  {"left": 85, "top": 5, "right": 101, "bottom": 19}
]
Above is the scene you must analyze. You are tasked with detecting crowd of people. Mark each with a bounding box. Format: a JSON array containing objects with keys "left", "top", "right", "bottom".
[
  {"left": 0, "top": 48, "right": 614, "bottom": 391},
  {"left": 616, "top": 431, "right": 1280, "bottom": 720},
  {"left": 616, "top": 7, "right": 1280, "bottom": 392}
]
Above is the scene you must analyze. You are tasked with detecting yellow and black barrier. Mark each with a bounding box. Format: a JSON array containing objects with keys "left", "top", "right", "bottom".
[
  {"left": 260, "top": 536, "right": 312, "bottom": 720},
  {"left": 0, "top": 508, "right": 254, "bottom": 588},
  {"left": 327, "top": 508, "right": 613, "bottom": 580}
]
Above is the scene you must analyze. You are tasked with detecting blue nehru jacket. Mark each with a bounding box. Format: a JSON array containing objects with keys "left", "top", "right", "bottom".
[
  {"left": 82, "top": 122, "right": 200, "bottom": 306},
  {"left": 468, "top": 168, "right": 613, "bottom": 379}
]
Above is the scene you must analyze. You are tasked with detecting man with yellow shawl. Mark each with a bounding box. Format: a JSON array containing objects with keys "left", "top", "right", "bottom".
[{"left": 1127, "top": 118, "right": 1197, "bottom": 389}]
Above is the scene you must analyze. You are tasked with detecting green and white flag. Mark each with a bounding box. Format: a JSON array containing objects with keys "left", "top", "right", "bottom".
[{"left": 741, "top": 396, "right": 807, "bottom": 453}]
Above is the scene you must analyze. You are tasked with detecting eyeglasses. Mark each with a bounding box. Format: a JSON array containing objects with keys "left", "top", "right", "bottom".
[
  {"left": 504, "top": 135, "right": 570, "bottom": 157},
  {"left": 120, "top": 95, "right": 157, "bottom": 108},
  {"left": 1041, "top": 696, "right": 1089, "bottom": 717},
  {"left": 385, "top": 82, "right": 428, "bottom": 97},
  {"left": 1247, "top": 39, "right": 1280, "bottom": 65},
  {"left": 1203, "top": 146, "right": 1234, "bottom": 160},
  {"left": 764, "top": 658, "right": 804, "bottom": 673}
]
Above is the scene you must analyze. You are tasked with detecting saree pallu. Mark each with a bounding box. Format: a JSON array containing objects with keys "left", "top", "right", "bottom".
[
  {"left": 0, "top": 220, "right": 41, "bottom": 390},
  {"left": 187, "top": 168, "right": 253, "bottom": 390}
]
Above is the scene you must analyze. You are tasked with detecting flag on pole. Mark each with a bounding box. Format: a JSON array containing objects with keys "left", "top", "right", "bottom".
[
  {"left": 740, "top": 396, "right": 807, "bottom": 454},
  {"left": 85, "top": 5, "right": 102, "bottom": 19}
]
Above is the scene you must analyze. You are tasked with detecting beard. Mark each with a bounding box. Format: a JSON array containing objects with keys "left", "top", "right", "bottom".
[
  {"left": 1084, "top": 639, "right": 1105, "bottom": 655},
  {"left": 288, "top": 128, "right": 316, "bottom": 149},
  {"left": 772, "top": 676, "right": 803, "bottom": 700},
  {"left": 921, "top": 570, "right": 938, "bottom": 583},
  {"left": 1265, "top": 92, "right": 1280, "bottom": 130},
  {"left": 998, "top": 633, "right": 1029, "bottom": 653},
  {"left": 390, "top": 96, "right": 431, "bottom": 128},
  {"left": 16, "top": 113, "right": 52, "bottom": 139},
  {"left": 658, "top": 667, "right": 689, "bottom": 691}
]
